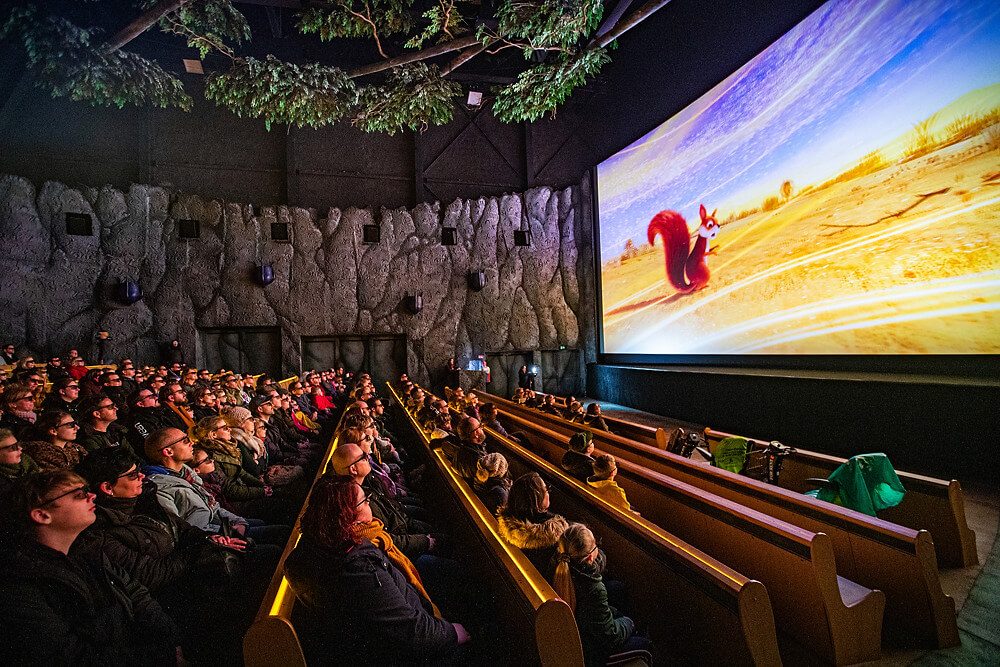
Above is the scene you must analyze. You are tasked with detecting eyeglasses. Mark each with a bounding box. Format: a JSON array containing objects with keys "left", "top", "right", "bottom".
[
  {"left": 57, "top": 420, "right": 78, "bottom": 429},
  {"left": 66, "top": 384, "right": 79, "bottom": 390},
  {"left": 38, "top": 485, "right": 91, "bottom": 506},
  {"left": 138, "top": 393, "right": 155, "bottom": 401},
  {"left": 99, "top": 403, "right": 116, "bottom": 411},
  {"left": 347, "top": 453, "right": 367, "bottom": 468},
  {"left": 356, "top": 494, "right": 371, "bottom": 508},
  {"left": 212, "top": 424, "right": 231, "bottom": 432},
  {"left": 193, "top": 456, "right": 213, "bottom": 467},
  {"left": 0, "top": 441, "right": 22, "bottom": 452},
  {"left": 160, "top": 435, "right": 191, "bottom": 451},
  {"left": 118, "top": 468, "right": 143, "bottom": 481},
  {"left": 16, "top": 395, "right": 34, "bottom": 402}
]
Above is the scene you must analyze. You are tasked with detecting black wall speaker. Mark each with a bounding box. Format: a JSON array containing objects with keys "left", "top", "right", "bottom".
[
  {"left": 468, "top": 270, "right": 486, "bottom": 291},
  {"left": 66, "top": 213, "right": 93, "bottom": 236},
  {"left": 116, "top": 280, "right": 143, "bottom": 305},
  {"left": 363, "top": 224, "right": 381, "bottom": 244},
  {"left": 442, "top": 227, "right": 458, "bottom": 246},
  {"left": 270, "top": 222, "right": 291, "bottom": 242},
  {"left": 256, "top": 265, "right": 275, "bottom": 286},
  {"left": 178, "top": 219, "right": 200, "bottom": 239},
  {"left": 514, "top": 230, "right": 531, "bottom": 246},
  {"left": 405, "top": 293, "right": 423, "bottom": 314}
]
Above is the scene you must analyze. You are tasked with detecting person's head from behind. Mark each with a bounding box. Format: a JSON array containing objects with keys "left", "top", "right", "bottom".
[
  {"left": 586, "top": 403, "right": 601, "bottom": 417},
  {"left": 568, "top": 431, "right": 594, "bottom": 456},
  {"left": 75, "top": 447, "right": 144, "bottom": 500},
  {"left": 0, "top": 428, "right": 22, "bottom": 466},
  {"left": 480, "top": 402, "right": 498, "bottom": 422},
  {"left": 502, "top": 472, "right": 549, "bottom": 519},
  {"left": 543, "top": 394, "right": 555, "bottom": 406},
  {"left": 552, "top": 523, "right": 599, "bottom": 609},
  {"left": 592, "top": 454, "right": 617, "bottom": 481},
  {"left": 475, "top": 452, "right": 509, "bottom": 485},
  {"left": 300, "top": 474, "right": 367, "bottom": 549},
  {"left": 1, "top": 470, "right": 96, "bottom": 545}
]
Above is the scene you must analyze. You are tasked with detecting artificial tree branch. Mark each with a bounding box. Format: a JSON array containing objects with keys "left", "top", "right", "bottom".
[
  {"left": 104, "top": 0, "right": 189, "bottom": 53},
  {"left": 342, "top": 0, "right": 387, "bottom": 58},
  {"left": 440, "top": 41, "right": 488, "bottom": 76},
  {"left": 348, "top": 34, "right": 479, "bottom": 78},
  {"left": 588, "top": 0, "right": 673, "bottom": 49}
]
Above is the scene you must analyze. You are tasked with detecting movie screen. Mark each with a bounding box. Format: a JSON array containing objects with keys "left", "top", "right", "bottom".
[{"left": 597, "top": 0, "right": 1000, "bottom": 355}]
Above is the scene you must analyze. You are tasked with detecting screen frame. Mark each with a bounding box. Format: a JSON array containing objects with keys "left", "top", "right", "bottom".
[{"left": 591, "top": 146, "right": 1000, "bottom": 382}]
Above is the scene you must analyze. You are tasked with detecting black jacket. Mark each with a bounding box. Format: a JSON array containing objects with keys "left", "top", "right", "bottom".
[
  {"left": 0, "top": 538, "right": 178, "bottom": 666},
  {"left": 454, "top": 440, "right": 486, "bottom": 480},
  {"left": 561, "top": 450, "right": 597, "bottom": 481},
  {"left": 362, "top": 475, "right": 430, "bottom": 558},
  {"left": 284, "top": 536, "right": 457, "bottom": 665},
  {"left": 122, "top": 406, "right": 166, "bottom": 459},
  {"left": 72, "top": 485, "right": 208, "bottom": 593},
  {"left": 40, "top": 394, "right": 79, "bottom": 416}
]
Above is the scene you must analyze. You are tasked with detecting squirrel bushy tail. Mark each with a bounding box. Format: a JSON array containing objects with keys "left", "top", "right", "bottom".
[{"left": 647, "top": 210, "right": 697, "bottom": 293}]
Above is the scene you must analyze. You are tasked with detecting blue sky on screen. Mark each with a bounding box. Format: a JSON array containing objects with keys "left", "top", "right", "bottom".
[{"left": 596, "top": 0, "right": 1000, "bottom": 259}]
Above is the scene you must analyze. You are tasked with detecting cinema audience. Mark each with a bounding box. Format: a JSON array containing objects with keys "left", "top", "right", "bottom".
[
  {"left": 1, "top": 382, "right": 38, "bottom": 436},
  {"left": 473, "top": 452, "right": 511, "bottom": 516},
  {"left": 22, "top": 411, "right": 87, "bottom": 471},
  {"left": 497, "top": 472, "right": 569, "bottom": 573},
  {"left": 587, "top": 454, "right": 634, "bottom": 513},
  {"left": 561, "top": 431, "right": 597, "bottom": 481},
  {"left": 0, "top": 428, "right": 39, "bottom": 491},
  {"left": 0, "top": 470, "right": 181, "bottom": 665}
]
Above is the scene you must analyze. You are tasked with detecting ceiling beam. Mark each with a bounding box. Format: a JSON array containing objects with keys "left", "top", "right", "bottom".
[
  {"left": 347, "top": 34, "right": 481, "bottom": 79},
  {"left": 593, "top": 0, "right": 638, "bottom": 41},
  {"left": 590, "top": 0, "right": 675, "bottom": 49},
  {"left": 104, "top": 0, "right": 187, "bottom": 53}
]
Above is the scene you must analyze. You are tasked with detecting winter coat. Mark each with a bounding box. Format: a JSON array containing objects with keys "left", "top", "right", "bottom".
[
  {"left": 78, "top": 424, "right": 135, "bottom": 458},
  {"left": 561, "top": 450, "right": 597, "bottom": 481},
  {"left": 584, "top": 415, "right": 610, "bottom": 432},
  {"left": 144, "top": 464, "right": 248, "bottom": 534},
  {"left": 497, "top": 511, "right": 569, "bottom": 574},
  {"left": 73, "top": 487, "right": 208, "bottom": 593},
  {"left": 472, "top": 477, "right": 510, "bottom": 516},
  {"left": 40, "top": 394, "right": 80, "bottom": 416},
  {"left": 548, "top": 553, "right": 633, "bottom": 664},
  {"left": 201, "top": 441, "right": 266, "bottom": 503},
  {"left": 0, "top": 412, "right": 33, "bottom": 438},
  {"left": 122, "top": 407, "right": 166, "bottom": 460},
  {"left": 0, "top": 454, "right": 40, "bottom": 493},
  {"left": 284, "top": 536, "right": 457, "bottom": 665},
  {"left": 586, "top": 477, "right": 631, "bottom": 511},
  {"left": 0, "top": 538, "right": 179, "bottom": 666},
  {"left": 362, "top": 475, "right": 430, "bottom": 558},
  {"left": 454, "top": 440, "right": 487, "bottom": 481},
  {"left": 481, "top": 416, "right": 509, "bottom": 439},
  {"left": 23, "top": 439, "right": 88, "bottom": 470}
]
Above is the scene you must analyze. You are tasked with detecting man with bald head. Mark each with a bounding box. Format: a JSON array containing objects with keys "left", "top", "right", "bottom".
[{"left": 331, "top": 442, "right": 433, "bottom": 559}]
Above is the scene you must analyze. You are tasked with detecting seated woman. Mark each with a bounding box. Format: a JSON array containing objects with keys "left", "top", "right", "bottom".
[
  {"left": 561, "top": 431, "right": 597, "bottom": 481},
  {"left": 22, "top": 410, "right": 88, "bottom": 471},
  {"left": 497, "top": 472, "right": 568, "bottom": 573},
  {"left": 284, "top": 474, "right": 469, "bottom": 665},
  {"left": 190, "top": 387, "right": 219, "bottom": 422},
  {"left": 0, "top": 428, "right": 39, "bottom": 492},
  {"left": 551, "top": 523, "right": 653, "bottom": 666},
  {"left": 0, "top": 382, "right": 37, "bottom": 437},
  {"left": 189, "top": 415, "right": 272, "bottom": 514},
  {"left": 473, "top": 453, "right": 511, "bottom": 516}
]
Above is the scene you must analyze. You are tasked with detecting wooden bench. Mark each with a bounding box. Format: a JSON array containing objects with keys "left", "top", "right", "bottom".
[
  {"left": 242, "top": 432, "right": 340, "bottom": 667},
  {"left": 388, "top": 384, "right": 586, "bottom": 666},
  {"left": 418, "top": 386, "right": 783, "bottom": 665},
  {"left": 704, "top": 429, "right": 979, "bottom": 569},
  {"left": 498, "top": 411, "right": 885, "bottom": 665},
  {"left": 490, "top": 397, "right": 959, "bottom": 649}
]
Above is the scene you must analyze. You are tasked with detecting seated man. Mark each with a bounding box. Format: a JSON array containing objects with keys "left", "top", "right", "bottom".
[
  {"left": 479, "top": 402, "right": 509, "bottom": 438},
  {"left": 454, "top": 417, "right": 487, "bottom": 481},
  {"left": 0, "top": 470, "right": 180, "bottom": 664},
  {"left": 76, "top": 394, "right": 134, "bottom": 458},
  {"left": 122, "top": 387, "right": 165, "bottom": 458},
  {"left": 143, "top": 427, "right": 291, "bottom": 546}
]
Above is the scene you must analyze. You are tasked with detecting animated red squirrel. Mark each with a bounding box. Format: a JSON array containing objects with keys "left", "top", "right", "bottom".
[{"left": 647, "top": 204, "right": 720, "bottom": 294}]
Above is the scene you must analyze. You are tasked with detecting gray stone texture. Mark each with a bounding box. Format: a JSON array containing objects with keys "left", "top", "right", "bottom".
[{"left": 0, "top": 173, "right": 594, "bottom": 390}]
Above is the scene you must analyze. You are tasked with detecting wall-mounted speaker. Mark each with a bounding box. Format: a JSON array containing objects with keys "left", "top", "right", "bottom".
[
  {"left": 66, "top": 213, "right": 93, "bottom": 236},
  {"left": 256, "top": 265, "right": 275, "bottom": 286},
  {"left": 468, "top": 270, "right": 486, "bottom": 292},
  {"left": 270, "top": 222, "right": 291, "bottom": 242},
  {"left": 116, "top": 280, "right": 143, "bottom": 305},
  {"left": 514, "top": 230, "right": 531, "bottom": 246},
  {"left": 405, "top": 293, "right": 423, "bottom": 314},
  {"left": 363, "top": 224, "right": 381, "bottom": 244},
  {"left": 178, "top": 219, "right": 200, "bottom": 239},
  {"left": 442, "top": 227, "right": 458, "bottom": 246}
]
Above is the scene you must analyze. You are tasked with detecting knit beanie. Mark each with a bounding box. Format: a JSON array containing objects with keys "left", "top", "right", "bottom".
[
  {"left": 477, "top": 452, "right": 508, "bottom": 478},
  {"left": 568, "top": 430, "right": 593, "bottom": 454},
  {"left": 223, "top": 405, "right": 252, "bottom": 424}
]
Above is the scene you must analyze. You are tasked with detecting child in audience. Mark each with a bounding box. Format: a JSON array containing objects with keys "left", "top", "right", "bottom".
[
  {"left": 561, "top": 431, "right": 597, "bottom": 481},
  {"left": 586, "top": 454, "right": 636, "bottom": 513},
  {"left": 551, "top": 523, "right": 654, "bottom": 666},
  {"left": 473, "top": 453, "right": 511, "bottom": 516}
]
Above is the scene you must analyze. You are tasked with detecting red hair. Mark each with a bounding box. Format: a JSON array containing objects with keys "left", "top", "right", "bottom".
[{"left": 300, "top": 473, "right": 362, "bottom": 549}]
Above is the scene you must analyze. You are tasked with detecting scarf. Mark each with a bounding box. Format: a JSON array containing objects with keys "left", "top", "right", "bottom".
[
  {"left": 0, "top": 455, "right": 40, "bottom": 480},
  {"left": 11, "top": 408, "right": 37, "bottom": 423},
  {"left": 167, "top": 402, "right": 195, "bottom": 429},
  {"left": 351, "top": 519, "right": 441, "bottom": 618}
]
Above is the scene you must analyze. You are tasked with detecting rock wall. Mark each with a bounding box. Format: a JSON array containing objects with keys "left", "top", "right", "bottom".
[{"left": 0, "top": 173, "right": 596, "bottom": 389}]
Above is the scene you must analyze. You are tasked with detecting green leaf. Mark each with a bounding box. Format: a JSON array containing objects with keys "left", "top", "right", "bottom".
[
  {"left": 493, "top": 48, "right": 609, "bottom": 122},
  {"left": 353, "top": 63, "right": 461, "bottom": 134}
]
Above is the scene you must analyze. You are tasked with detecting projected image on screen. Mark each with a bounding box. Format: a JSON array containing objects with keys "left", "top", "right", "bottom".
[{"left": 597, "top": 0, "right": 1000, "bottom": 355}]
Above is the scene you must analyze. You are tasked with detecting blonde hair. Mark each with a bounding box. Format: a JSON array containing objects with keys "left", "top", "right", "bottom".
[
  {"left": 593, "top": 453, "right": 616, "bottom": 479},
  {"left": 190, "top": 415, "right": 224, "bottom": 445},
  {"left": 475, "top": 452, "right": 508, "bottom": 484},
  {"left": 551, "top": 523, "right": 597, "bottom": 612}
]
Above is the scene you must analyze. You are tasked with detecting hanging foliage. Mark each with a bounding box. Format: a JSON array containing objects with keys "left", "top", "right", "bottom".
[
  {"left": 205, "top": 55, "right": 357, "bottom": 130},
  {"left": 493, "top": 47, "right": 609, "bottom": 122},
  {"left": 494, "top": 0, "right": 603, "bottom": 56},
  {"left": 156, "top": 0, "right": 251, "bottom": 59},
  {"left": 405, "top": 0, "right": 470, "bottom": 49},
  {"left": 353, "top": 63, "right": 462, "bottom": 134},
  {"left": 298, "top": 0, "right": 414, "bottom": 58},
  {"left": 1, "top": 5, "right": 192, "bottom": 111}
]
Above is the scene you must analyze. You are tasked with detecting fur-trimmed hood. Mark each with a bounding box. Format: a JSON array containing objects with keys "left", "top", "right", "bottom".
[{"left": 497, "top": 512, "right": 568, "bottom": 550}]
